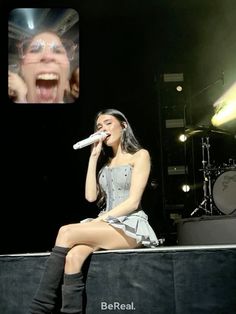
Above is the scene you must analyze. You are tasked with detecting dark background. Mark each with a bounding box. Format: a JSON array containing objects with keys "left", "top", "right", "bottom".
[{"left": 1, "top": 0, "right": 236, "bottom": 254}]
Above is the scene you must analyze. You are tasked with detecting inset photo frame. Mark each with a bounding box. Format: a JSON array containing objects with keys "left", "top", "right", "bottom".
[{"left": 8, "top": 8, "right": 79, "bottom": 103}]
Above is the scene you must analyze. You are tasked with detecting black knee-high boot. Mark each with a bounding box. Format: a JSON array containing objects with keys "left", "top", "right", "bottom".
[
  {"left": 29, "top": 246, "right": 70, "bottom": 314},
  {"left": 61, "top": 272, "right": 85, "bottom": 314}
]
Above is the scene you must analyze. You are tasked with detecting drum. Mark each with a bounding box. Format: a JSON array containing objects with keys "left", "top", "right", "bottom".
[{"left": 213, "top": 170, "right": 236, "bottom": 215}]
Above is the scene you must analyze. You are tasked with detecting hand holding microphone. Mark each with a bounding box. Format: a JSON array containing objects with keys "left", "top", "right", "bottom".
[{"left": 73, "top": 131, "right": 109, "bottom": 150}]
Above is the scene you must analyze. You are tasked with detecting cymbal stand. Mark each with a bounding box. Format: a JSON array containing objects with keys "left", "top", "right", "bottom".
[{"left": 190, "top": 136, "right": 214, "bottom": 216}]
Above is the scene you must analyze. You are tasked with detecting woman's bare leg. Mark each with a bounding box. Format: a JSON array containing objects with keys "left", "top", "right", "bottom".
[
  {"left": 60, "top": 222, "right": 140, "bottom": 314},
  {"left": 55, "top": 220, "right": 140, "bottom": 256},
  {"left": 65, "top": 244, "right": 96, "bottom": 273}
]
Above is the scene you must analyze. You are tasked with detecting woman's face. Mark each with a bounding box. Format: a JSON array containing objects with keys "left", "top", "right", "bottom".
[
  {"left": 20, "top": 32, "right": 70, "bottom": 103},
  {"left": 96, "top": 114, "right": 124, "bottom": 147}
]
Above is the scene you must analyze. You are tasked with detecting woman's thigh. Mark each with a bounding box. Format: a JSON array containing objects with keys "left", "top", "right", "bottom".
[{"left": 56, "top": 221, "right": 140, "bottom": 250}]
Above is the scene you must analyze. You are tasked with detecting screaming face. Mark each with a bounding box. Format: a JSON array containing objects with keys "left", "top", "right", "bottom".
[{"left": 20, "top": 32, "right": 70, "bottom": 103}]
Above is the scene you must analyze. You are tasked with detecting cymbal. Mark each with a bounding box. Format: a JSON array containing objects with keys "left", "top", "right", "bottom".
[{"left": 184, "top": 125, "right": 233, "bottom": 137}]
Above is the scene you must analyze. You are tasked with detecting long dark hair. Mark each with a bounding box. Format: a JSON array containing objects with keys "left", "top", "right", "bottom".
[
  {"left": 95, "top": 108, "right": 142, "bottom": 155},
  {"left": 94, "top": 108, "right": 142, "bottom": 208}
]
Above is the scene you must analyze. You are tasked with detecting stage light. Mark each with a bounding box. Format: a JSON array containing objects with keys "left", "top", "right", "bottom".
[
  {"left": 211, "top": 81, "right": 236, "bottom": 126},
  {"left": 182, "top": 184, "right": 190, "bottom": 192},
  {"left": 176, "top": 85, "right": 183, "bottom": 92},
  {"left": 179, "top": 134, "right": 187, "bottom": 142},
  {"left": 27, "top": 19, "right": 34, "bottom": 30}
]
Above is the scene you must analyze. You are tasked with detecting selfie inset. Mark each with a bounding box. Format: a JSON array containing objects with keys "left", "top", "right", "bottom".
[{"left": 8, "top": 8, "right": 79, "bottom": 103}]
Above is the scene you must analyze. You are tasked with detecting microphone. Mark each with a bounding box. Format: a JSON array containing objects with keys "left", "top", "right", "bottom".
[{"left": 73, "top": 131, "right": 109, "bottom": 150}]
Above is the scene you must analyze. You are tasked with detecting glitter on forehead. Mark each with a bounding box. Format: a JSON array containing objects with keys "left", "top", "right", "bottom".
[{"left": 31, "top": 39, "right": 62, "bottom": 47}]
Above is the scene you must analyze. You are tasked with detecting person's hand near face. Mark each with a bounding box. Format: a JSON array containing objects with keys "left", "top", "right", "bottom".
[
  {"left": 70, "top": 67, "right": 80, "bottom": 99},
  {"left": 8, "top": 71, "right": 27, "bottom": 102},
  {"left": 71, "top": 83, "right": 79, "bottom": 99}
]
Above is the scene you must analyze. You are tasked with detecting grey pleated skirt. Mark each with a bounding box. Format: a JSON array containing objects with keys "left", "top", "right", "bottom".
[{"left": 104, "top": 210, "right": 160, "bottom": 248}]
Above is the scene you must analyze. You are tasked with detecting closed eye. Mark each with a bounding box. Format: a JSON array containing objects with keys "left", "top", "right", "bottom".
[{"left": 28, "top": 42, "right": 44, "bottom": 53}]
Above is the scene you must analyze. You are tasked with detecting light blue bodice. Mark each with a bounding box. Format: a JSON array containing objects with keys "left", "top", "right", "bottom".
[{"left": 99, "top": 164, "right": 142, "bottom": 212}]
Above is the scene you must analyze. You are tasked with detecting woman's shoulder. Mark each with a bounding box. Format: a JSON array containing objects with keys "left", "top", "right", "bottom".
[
  {"left": 135, "top": 148, "right": 150, "bottom": 157},
  {"left": 132, "top": 149, "right": 150, "bottom": 164}
]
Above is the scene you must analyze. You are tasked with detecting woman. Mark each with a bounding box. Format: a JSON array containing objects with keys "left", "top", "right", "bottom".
[
  {"left": 29, "top": 108, "right": 159, "bottom": 314},
  {"left": 8, "top": 31, "right": 77, "bottom": 103}
]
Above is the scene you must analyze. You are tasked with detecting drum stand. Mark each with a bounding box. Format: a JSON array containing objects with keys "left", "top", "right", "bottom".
[{"left": 190, "top": 137, "right": 216, "bottom": 216}]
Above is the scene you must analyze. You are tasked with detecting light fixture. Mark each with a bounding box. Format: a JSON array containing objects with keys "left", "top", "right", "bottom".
[
  {"left": 211, "top": 81, "right": 236, "bottom": 126},
  {"left": 182, "top": 184, "right": 190, "bottom": 192},
  {"left": 27, "top": 19, "right": 34, "bottom": 30},
  {"left": 178, "top": 134, "right": 187, "bottom": 142},
  {"left": 165, "top": 119, "right": 184, "bottom": 128},
  {"left": 176, "top": 85, "right": 183, "bottom": 92}
]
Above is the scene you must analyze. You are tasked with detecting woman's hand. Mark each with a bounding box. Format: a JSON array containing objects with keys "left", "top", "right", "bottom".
[
  {"left": 71, "top": 83, "right": 79, "bottom": 98},
  {"left": 90, "top": 138, "right": 103, "bottom": 158},
  {"left": 92, "top": 215, "right": 108, "bottom": 222},
  {"left": 8, "top": 71, "right": 27, "bottom": 102},
  {"left": 92, "top": 217, "right": 103, "bottom": 222}
]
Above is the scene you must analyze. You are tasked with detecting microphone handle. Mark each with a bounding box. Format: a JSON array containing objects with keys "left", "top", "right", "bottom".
[{"left": 73, "top": 132, "right": 108, "bottom": 150}]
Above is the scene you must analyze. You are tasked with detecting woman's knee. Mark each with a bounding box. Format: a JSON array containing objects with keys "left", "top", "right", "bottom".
[
  {"left": 56, "top": 224, "right": 78, "bottom": 247},
  {"left": 65, "top": 247, "right": 82, "bottom": 265},
  {"left": 65, "top": 245, "right": 95, "bottom": 271}
]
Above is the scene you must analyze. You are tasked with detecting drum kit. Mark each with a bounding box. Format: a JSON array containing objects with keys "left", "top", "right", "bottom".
[{"left": 184, "top": 126, "right": 236, "bottom": 216}]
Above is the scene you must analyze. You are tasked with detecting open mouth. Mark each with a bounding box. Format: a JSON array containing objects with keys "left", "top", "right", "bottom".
[
  {"left": 104, "top": 133, "right": 111, "bottom": 141},
  {"left": 36, "top": 73, "right": 59, "bottom": 103}
]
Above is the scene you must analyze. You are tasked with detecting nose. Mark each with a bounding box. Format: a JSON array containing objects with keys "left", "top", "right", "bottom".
[
  {"left": 40, "top": 48, "right": 57, "bottom": 63},
  {"left": 98, "top": 124, "right": 106, "bottom": 132},
  {"left": 40, "top": 51, "right": 56, "bottom": 63}
]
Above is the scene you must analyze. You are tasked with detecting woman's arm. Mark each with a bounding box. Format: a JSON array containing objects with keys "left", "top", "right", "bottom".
[
  {"left": 85, "top": 139, "right": 103, "bottom": 202},
  {"left": 95, "top": 149, "right": 151, "bottom": 220}
]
